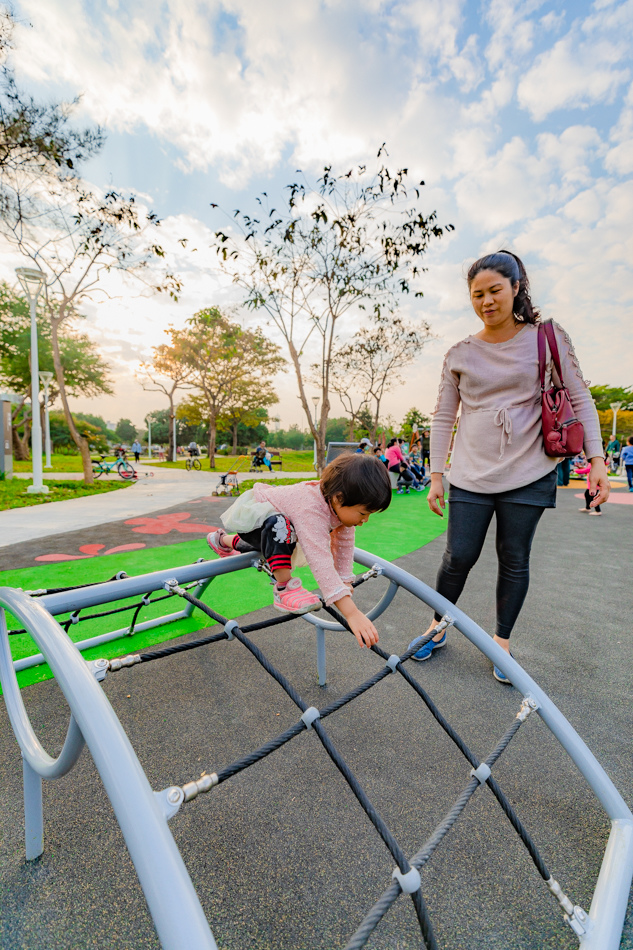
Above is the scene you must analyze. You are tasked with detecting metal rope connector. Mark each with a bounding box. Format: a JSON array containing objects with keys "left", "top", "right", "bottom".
[
  {"left": 108, "top": 654, "right": 141, "bottom": 672},
  {"left": 300, "top": 706, "right": 321, "bottom": 730},
  {"left": 362, "top": 565, "right": 383, "bottom": 581},
  {"left": 546, "top": 878, "right": 589, "bottom": 935},
  {"left": 224, "top": 620, "right": 239, "bottom": 641},
  {"left": 182, "top": 772, "right": 219, "bottom": 802},
  {"left": 433, "top": 615, "right": 454, "bottom": 635},
  {"left": 517, "top": 697, "right": 539, "bottom": 722},
  {"left": 163, "top": 578, "right": 184, "bottom": 595},
  {"left": 392, "top": 865, "right": 421, "bottom": 894}
]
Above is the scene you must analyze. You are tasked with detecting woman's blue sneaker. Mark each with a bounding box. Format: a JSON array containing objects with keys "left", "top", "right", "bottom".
[
  {"left": 493, "top": 652, "right": 514, "bottom": 684},
  {"left": 408, "top": 631, "right": 446, "bottom": 661}
]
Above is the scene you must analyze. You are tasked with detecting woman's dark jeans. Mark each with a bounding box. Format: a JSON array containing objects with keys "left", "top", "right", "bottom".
[
  {"left": 434, "top": 499, "right": 545, "bottom": 640},
  {"left": 389, "top": 463, "right": 419, "bottom": 488}
]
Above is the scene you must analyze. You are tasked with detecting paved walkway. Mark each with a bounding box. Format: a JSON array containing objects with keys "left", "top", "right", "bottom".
[
  {"left": 0, "top": 468, "right": 315, "bottom": 548},
  {"left": 0, "top": 484, "right": 631, "bottom": 949}
]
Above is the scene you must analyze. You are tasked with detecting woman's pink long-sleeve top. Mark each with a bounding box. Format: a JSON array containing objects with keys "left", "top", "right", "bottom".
[
  {"left": 253, "top": 480, "right": 355, "bottom": 605},
  {"left": 384, "top": 444, "right": 405, "bottom": 468},
  {"left": 430, "top": 322, "right": 602, "bottom": 493}
]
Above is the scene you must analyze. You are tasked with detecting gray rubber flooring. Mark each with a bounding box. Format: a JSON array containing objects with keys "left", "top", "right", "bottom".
[{"left": 0, "top": 486, "right": 631, "bottom": 949}]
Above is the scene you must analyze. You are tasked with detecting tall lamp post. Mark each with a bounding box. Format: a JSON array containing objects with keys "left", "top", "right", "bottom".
[
  {"left": 146, "top": 416, "right": 152, "bottom": 459},
  {"left": 16, "top": 267, "right": 48, "bottom": 494},
  {"left": 39, "top": 371, "right": 54, "bottom": 469},
  {"left": 172, "top": 412, "right": 177, "bottom": 462},
  {"left": 610, "top": 402, "right": 623, "bottom": 441}
]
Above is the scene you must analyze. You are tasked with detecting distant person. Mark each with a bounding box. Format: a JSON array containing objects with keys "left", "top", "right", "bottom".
[
  {"left": 556, "top": 458, "right": 571, "bottom": 486},
  {"left": 188, "top": 441, "right": 200, "bottom": 457},
  {"left": 385, "top": 437, "right": 423, "bottom": 494},
  {"left": 131, "top": 439, "right": 142, "bottom": 463},
  {"left": 373, "top": 446, "right": 388, "bottom": 465},
  {"left": 356, "top": 438, "right": 372, "bottom": 453},
  {"left": 621, "top": 435, "right": 633, "bottom": 491},
  {"left": 606, "top": 435, "right": 621, "bottom": 473},
  {"left": 252, "top": 440, "right": 272, "bottom": 470},
  {"left": 411, "top": 249, "right": 607, "bottom": 681}
]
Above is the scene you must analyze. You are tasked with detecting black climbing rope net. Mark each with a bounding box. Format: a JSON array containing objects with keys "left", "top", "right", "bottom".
[{"left": 19, "top": 562, "right": 584, "bottom": 947}]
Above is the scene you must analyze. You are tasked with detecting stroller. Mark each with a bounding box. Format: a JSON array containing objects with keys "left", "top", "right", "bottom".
[{"left": 211, "top": 455, "right": 250, "bottom": 497}]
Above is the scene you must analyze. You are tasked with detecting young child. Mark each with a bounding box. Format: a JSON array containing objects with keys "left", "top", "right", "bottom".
[
  {"left": 621, "top": 435, "right": 633, "bottom": 491},
  {"left": 207, "top": 453, "right": 392, "bottom": 648}
]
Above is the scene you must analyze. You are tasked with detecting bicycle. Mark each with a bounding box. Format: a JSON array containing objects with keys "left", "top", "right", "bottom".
[
  {"left": 91, "top": 453, "right": 136, "bottom": 481},
  {"left": 186, "top": 456, "right": 202, "bottom": 471}
]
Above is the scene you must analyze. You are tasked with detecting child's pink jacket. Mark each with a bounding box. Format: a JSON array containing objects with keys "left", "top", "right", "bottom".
[{"left": 253, "top": 481, "right": 355, "bottom": 605}]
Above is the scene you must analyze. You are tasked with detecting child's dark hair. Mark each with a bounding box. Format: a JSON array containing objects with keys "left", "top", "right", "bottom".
[
  {"left": 628, "top": 435, "right": 633, "bottom": 446},
  {"left": 320, "top": 452, "right": 391, "bottom": 512},
  {"left": 467, "top": 249, "right": 540, "bottom": 324}
]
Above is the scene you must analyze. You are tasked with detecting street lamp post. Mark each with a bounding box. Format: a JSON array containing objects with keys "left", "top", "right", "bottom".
[
  {"left": 610, "top": 402, "right": 623, "bottom": 441},
  {"left": 146, "top": 417, "right": 152, "bottom": 459},
  {"left": 312, "top": 396, "right": 320, "bottom": 471},
  {"left": 172, "top": 412, "right": 177, "bottom": 462},
  {"left": 39, "top": 371, "right": 54, "bottom": 469},
  {"left": 16, "top": 267, "right": 48, "bottom": 494}
]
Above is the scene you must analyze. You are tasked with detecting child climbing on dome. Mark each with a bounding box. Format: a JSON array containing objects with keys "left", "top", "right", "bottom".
[{"left": 207, "top": 453, "right": 392, "bottom": 648}]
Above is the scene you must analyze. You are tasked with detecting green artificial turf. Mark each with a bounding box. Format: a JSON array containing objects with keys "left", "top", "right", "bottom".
[{"left": 1, "top": 492, "right": 446, "bottom": 691}]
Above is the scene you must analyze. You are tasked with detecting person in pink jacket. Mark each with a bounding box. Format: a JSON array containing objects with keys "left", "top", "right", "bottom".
[{"left": 207, "top": 453, "right": 392, "bottom": 648}]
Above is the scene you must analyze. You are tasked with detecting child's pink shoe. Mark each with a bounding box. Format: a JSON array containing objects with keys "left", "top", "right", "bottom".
[
  {"left": 273, "top": 577, "right": 321, "bottom": 614},
  {"left": 207, "top": 529, "right": 238, "bottom": 558}
]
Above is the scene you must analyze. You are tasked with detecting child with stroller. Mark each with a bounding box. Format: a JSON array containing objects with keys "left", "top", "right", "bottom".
[{"left": 206, "top": 453, "right": 392, "bottom": 648}]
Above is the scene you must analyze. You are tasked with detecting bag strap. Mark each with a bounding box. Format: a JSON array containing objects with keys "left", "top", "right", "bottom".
[{"left": 538, "top": 320, "right": 565, "bottom": 391}]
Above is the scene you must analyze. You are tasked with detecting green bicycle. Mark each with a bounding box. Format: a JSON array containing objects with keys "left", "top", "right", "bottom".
[{"left": 91, "top": 453, "right": 136, "bottom": 480}]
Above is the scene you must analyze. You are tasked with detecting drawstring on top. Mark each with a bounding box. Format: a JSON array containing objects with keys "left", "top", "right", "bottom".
[{"left": 494, "top": 408, "right": 513, "bottom": 459}]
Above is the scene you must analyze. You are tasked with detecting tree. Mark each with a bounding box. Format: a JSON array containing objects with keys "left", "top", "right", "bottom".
[
  {"left": 212, "top": 149, "right": 452, "bottom": 471},
  {"left": 216, "top": 380, "right": 278, "bottom": 454},
  {"left": 0, "top": 74, "right": 180, "bottom": 481},
  {"left": 0, "top": 282, "right": 112, "bottom": 459},
  {"left": 589, "top": 385, "right": 633, "bottom": 411},
  {"left": 328, "top": 314, "right": 431, "bottom": 441},
  {"left": 172, "top": 308, "right": 284, "bottom": 467},
  {"left": 0, "top": 11, "right": 102, "bottom": 179},
  {"left": 115, "top": 418, "right": 138, "bottom": 444},
  {"left": 139, "top": 337, "right": 192, "bottom": 460},
  {"left": 401, "top": 407, "right": 431, "bottom": 441},
  {"left": 49, "top": 411, "right": 108, "bottom": 455}
]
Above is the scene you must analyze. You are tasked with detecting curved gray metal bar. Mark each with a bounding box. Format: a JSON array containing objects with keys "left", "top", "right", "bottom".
[
  {"left": 0, "top": 586, "right": 217, "bottom": 950},
  {"left": 351, "top": 548, "right": 633, "bottom": 950},
  {"left": 302, "top": 578, "right": 399, "bottom": 631},
  {"left": 1, "top": 609, "right": 85, "bottom": 777}
]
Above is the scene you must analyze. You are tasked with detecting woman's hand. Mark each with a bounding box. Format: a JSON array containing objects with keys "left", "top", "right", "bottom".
[
  {"left": 427, "top": 474, "right": 446, "bottom": 517},
  {"left": 588, "top": 456, "right": 610, "bottom": 508}
]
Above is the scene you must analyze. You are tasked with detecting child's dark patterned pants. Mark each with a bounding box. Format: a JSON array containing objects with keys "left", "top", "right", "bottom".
[{"left": 231, "top": 513, "right": 297, "bottom": 573}]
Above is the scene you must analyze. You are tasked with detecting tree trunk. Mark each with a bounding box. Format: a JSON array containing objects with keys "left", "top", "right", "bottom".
[
  {"left": 12, "top": 422, "right": 31, "bottom": 460},
  {"left": 207, "top": 417, "right": 217, "bottom": 469},
  {"left": 168, "top": 396, "right": 175, "bottom": 462},
  {"left": 347, "top": 417, "right": 355, "bottom": 441},
  {"left": 232, "top": 422, "right": 238, "bottom": 455},
  {"left": 50, "top": 317, "right": 94, "bottom": 483},
  {"left": 287, "top": 339, "right": 328, "bottom": 473}
]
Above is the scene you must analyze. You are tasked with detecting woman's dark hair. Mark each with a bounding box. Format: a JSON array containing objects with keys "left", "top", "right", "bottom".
[
  {"left": 467, "top": 249, "right": 540, "bottom": 324},
  {"left": 320, "top": 452, "right": 391, "bottom": 512},
  {"left": 387, "top": 437, "right": 397, "bottom": 448}
]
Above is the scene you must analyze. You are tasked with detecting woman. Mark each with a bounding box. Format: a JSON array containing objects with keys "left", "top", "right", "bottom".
[
  {"left": 409, "top": 250, "right": 608, "bottom": 681},
  {"left": 385, "top": 437, "right": 423, "bottom": 494}
]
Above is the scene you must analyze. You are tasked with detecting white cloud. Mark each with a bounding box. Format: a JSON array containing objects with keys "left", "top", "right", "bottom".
[{"left": 518, "top": 2, "right": 633, "bottom": 121}]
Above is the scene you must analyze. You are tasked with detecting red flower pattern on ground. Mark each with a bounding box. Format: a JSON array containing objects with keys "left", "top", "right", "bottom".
[
  {"left": 125, "top": 512, "right": 218, "bottom": 535},
  {"left": 35, "top": 543, "right": 147, "bottom": 563}
]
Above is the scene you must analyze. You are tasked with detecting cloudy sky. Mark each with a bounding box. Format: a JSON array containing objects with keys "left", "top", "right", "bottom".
[{"left": 5, "top": 0, "right": 633, "bottom": 429}]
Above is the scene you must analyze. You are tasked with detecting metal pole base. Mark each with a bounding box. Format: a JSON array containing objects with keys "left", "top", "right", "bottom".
[{"left": 26, "top": 484, "right": 49, "bottom": 494}]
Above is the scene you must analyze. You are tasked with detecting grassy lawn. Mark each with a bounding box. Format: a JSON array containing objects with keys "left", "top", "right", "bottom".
[
  {"left": 13, "top": 454, "right": 87, "bottom": 473},
  {"left": 1, "top": 490, "right": 446, "bottom": 691},
  {"left": 0, "top": 477, "right": 131, "bottom": 510},
  {"left": 159, "top": 450, "right": 316, "bottom": 472}
]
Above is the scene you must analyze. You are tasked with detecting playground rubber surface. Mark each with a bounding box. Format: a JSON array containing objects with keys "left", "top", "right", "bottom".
[{"left": 0, "top": 486, "right": 631, "bottom": 949}]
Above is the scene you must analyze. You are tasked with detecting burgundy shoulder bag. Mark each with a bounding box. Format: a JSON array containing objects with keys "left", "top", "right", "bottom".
[{"left": 537, "top": 320, "right": 584, "bottom": 458}]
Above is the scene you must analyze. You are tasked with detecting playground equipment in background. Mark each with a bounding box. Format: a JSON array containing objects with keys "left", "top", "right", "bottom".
[
  {"left": 211, "top": 455, "right": 249, "bottom": 496},
  {"left": 1, "top": 550, "right": 632, "bottom": 950}
]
